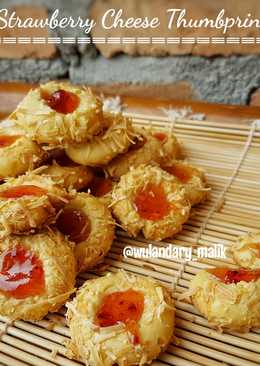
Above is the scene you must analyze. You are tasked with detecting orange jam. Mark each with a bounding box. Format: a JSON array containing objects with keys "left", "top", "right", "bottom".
[
  {"left": 43, "top": 89, "right": 79, "bottom": 114},
  {"left": 0, "top": 185, "right": 46, "bottom": 199},
  {"left": 164, "top": 164, "right": 194, "bottom": 183},
  {"left": 0, "top": 135, "right": 20, "bottom": 148},
  {"left": 96, "top": 289, "right": 144, "bottom": 344},
  {"left": 0, "top": 246, "right": 45, "bottom": 299},
  {"left": 153, "top": 132, "right": 167, "bottom": 141},
  {"left": 134, "top": 183, "right": 171, "bottom": 221},
  {"left": 247, "top": 243, "right": 260, "bottom": 257},
  {"left": 89, "top": 176, "right": 113, "bottom": 197},
  {"left": 56, "top": 208, "right": 91, "bottom": 243},
  {"left": 208, "top": 268, "right": 260, "bottom": 284}
]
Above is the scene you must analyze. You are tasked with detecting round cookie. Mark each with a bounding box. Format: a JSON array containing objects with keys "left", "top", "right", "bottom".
[
  {"left": 190, "top": 268, "right": 260, "bottom": 332},
  {"left": 161, "top": 160, "right": 208, "bottom": 206},
  {"left": 0, "top": 120, "right": 46, "bottom": 179},
  {"left": 0, "top": 230, "right": 76, "bottom": 320},
  {"left": 111, "top": 164, "right": 190, "bottom": 241},
  {"left": 105, "top": 128, "right": 182, "bottom": 179},
  {"left": 56, "top": 193, "right": 115, "bottom": 272},
  {"left": 40, "top": 161, "right": 94, "bottom": 191},
  {"left": 11, "top": 81, "right": 103, "bottom": 147},
  {"left": 66, "top": 270, "right": 174, "bottom": 366},
  {"left": 231, "top": 232, "right": 260, "bottom": 269},
  {"left": 0, "top": 173, "right": 70, "bottom": 237},
  {"left": 66, "top": 112, "right": 137, "bottom": 166}
]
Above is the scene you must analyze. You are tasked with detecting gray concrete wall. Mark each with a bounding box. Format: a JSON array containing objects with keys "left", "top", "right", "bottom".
[{"left": 1, "top": 0, "right": 260, "bottom": 105}]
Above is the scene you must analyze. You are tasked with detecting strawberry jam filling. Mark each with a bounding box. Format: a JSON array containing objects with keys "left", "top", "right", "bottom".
[
  {"left": 134, "top": 183, "right": 171, "bottom": 221},
  {"left": 163, "top": 164, "right": 194, "bottom": 183},
  {"left": 89, "top": 176, "right": 113, "bottom": 197},
  {"left": 96, "top": 289, "right": 144, "bottom": 344},
  {"left": 0, "top": 135, "right": 20, "bottom": 148},
  {"left": 0, "top": 246, "right": 45, "bottom": 299},
  {"left": 153, "top": 132, "right": 167, "bottom": 142},
  {"left": 56, "top": 208, "right": 91, "bottom": 243},
  {"left": 208, "top": 268, "right": 260, "bottom": 284},
  {"left": 0, "top": 185, "right": 46, "bottom": 199},
  {"left": 42, "top": 89, "right": 80, "bottom": 114}
]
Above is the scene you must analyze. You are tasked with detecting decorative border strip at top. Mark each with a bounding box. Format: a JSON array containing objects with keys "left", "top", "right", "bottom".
[{"left": 1, "top": 36, "right": 260, "bottom": 45}]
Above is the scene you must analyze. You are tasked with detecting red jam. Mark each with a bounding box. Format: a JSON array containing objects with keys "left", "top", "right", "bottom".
[
  {"left": 56, "top": 208, "right": 91, "bottom": 243},
  {"left": 208, "top": 268, "right": 260, "bottom": 284},
  {"left": 89, "top": 176, "right": 113, "bottom": 197},
  {"left": 163, "top": 164, "right": 193, "bottom": 183},
  {"left": 96, "top": 289, "right": 144, "bottom": 344},
  {"left": 43, "top": 89, "right": 79, "bottom": 114},
  {"left": 0, "top": 246, "right": 45, "bottom": 299},
  {"left": 153, "top": 132, "right": 167, "bottom": 142},
  {"left": 0, "top": 185, "right": 46, "bottom": 199},
  {"left": 0, "top": 135, "right": 20, "bottom": 148},
  {"left": 54, "top": 154, "right": 77, "bottom": 167},
  {"left": 134, "top": 183, "right": 171, "bottom": 221}
]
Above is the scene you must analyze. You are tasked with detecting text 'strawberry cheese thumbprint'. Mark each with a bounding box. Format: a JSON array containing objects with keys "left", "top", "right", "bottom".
[
  {"left": 190, "top": 267, "right": 260, "bottom": 331},
  {"left": 0, "top": 173, "right": 70, "bottom": 237},
  {"left": 231, "top": 232, "right": 260, "bottom": 270},
  {"left": 57, "top": 193, "right": 114, "bottom": 273},
  {"left": 0, "top": 230, "right": 76, "bottom": 320},
  {"left": 11, "top": 81, "right": 103, "bottom": 147},
  {"left": 111, "top": 164, "right": 190, "bottom": 241},
  {"left": 66, "top": 271, "right": 174, "bottom": 366}
]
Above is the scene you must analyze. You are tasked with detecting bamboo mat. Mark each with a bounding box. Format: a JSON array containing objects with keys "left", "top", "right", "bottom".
[{"left": 0, "top": 109, "right": 260, "bottom": 366}]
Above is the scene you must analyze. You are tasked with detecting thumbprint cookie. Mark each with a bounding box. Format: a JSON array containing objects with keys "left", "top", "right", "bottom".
[
  {"left": 56, "top": 193, "right": 115, "bottom": 273},
  {"left": 190, "top": 267, "right": 260, "bottom": 332},
  {"left": 0, "top": 173, "right": 70, "bottom": 237},
  {"left": 11, "top": 81, "right": 103, "bottom": 147},
  {"left": 0, "top": 230, "right": 76, "bottom": 320},
  {"left": 66, "top": 270, "right": 174, "bottom": 366},
  {"left": 66, "top": 112, "right": 138, "bottom": 166},
  {"left": 111, "top": 164, "right": 190, "bottom": 241}
]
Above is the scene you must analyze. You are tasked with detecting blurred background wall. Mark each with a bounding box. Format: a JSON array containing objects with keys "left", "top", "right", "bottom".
[{"left": 1, "top": 0, "right": 260, "bottom": 105}]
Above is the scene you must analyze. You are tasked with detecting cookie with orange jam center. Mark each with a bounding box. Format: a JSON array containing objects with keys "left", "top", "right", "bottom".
[
  {"left": 161, "top": 160, "right": 208, "bottom": 206},
  {"left": 11, "top": 81, "right": 103, "bottom": 147},
  {"left": 66, "top": 270, "right": 174, "bottom": 366},
  {"left": 111, "top": 164, "right": 190, "bottom": 241},
  {"left": 0, "top": 173, "right": 70, "bottom": 237},
  {"left": 190, "top": 268, "right": 260, "bottom": 331},
  {"left": 0, "top": 230, "right": 76, "bottom": 320}
]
